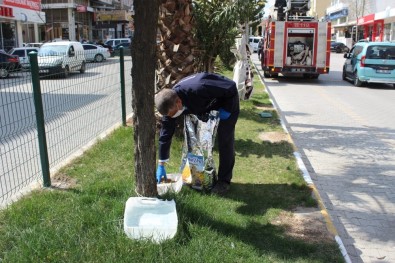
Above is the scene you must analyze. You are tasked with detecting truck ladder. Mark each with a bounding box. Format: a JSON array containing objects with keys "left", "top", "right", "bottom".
[{"left": 275, "top": 0, "right": 314, "bottom": 21}]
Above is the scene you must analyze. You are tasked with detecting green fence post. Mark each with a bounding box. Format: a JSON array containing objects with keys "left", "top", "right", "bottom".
[
  {"left": 29, "top": 52, "right": 51, "bottom": 187},
  {"left": 120, "top": 47, "right": 126, "bottom": 126}
]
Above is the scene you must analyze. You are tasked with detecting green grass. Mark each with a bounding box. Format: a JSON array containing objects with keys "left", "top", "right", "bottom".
[{"left": 0, "top": 67, "right": 344, "bottom": 262}]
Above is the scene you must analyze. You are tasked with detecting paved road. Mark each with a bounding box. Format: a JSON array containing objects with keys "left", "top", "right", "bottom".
[{"left": 252, "top": 53, "right": 395, "bottom": 263}]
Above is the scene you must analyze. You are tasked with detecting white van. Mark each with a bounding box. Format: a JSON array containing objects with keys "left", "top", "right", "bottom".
[
  {"left": 37, "top": 41, "right": 86, "bottom": 78},
  {"left": 249, "top": 36, "right": 262, "bottom": 53},
  {"left": 104, "top": 38, "right": 131, "bottom": 48}
]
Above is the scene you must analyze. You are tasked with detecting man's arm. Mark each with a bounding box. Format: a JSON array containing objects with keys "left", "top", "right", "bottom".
[{"left": 158, "top": 116, "right": 176, "bottom": 162}]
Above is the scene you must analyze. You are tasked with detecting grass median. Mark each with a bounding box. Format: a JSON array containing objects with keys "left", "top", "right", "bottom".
[{"left": 0, "top": 66, "right": 344, "bottom": 262}]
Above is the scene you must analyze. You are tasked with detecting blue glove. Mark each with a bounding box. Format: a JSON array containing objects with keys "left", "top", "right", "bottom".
[
  {"left": 156, "top": 164, "right": 167, "bottom": 183},
  {"left": 218, "top": 108, "right": 231, "bottom": 120}
]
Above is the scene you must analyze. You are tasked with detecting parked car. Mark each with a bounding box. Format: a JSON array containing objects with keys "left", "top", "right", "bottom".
[
  {"left": 8, "top": 47, "right": 39, "bottom": 69},
  {"left": 342, "top": 41, "right": 395, "bottom": 87},
  {"left": 37, "top": 41, "right": 86, "bottom": 78},
  {"left": 113, "top": 43, "right": 132, "bottom": 56},
  {"left": 82, "top": 44, "right": 111, "bottom": 62},
  {"left": 249, "top": 36, "right": 262, "bottom": 53},
  {"left": 0, "top": 50, "right": 21, "bottom": 78},
  {"left": 23, "top": 43, "right": 43, "bottom": 48},
  {"left": 104, "top": 38, "right": 131, "bottom": 48},
  {"left": 331, "top": 42, "right": 350, "bottom": 53},
  {"left": 102, "top": 44, "right": 114, "bottom": 56}
]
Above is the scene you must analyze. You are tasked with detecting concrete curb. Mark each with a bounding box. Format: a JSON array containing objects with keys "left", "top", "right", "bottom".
[{"left": 252, "top": 61, "right": 352, "bottom": 263}]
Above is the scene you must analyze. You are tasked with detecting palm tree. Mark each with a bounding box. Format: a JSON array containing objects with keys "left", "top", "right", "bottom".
[
  {"left": 156, "top": 0, "right": 265, "bottom": 77},
  {"left": 193, "top": 0, "right": 265, "bottom": 72},
  {"left": 157, "top": 0, "right": 197, "bottom": 90}
]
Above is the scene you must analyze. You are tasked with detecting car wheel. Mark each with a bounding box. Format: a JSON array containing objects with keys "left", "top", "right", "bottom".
[
  {"left": 94, "top": 54, "right": 104, "bottom": 62},
  {"left": 303, "top": 73, "right": 319, "bottom": 79},
  {"left": 263, "top": 71, "right": 271, "bottom": 78},
  {"left": 311, "top": 74, "right": 319, "bottom": 79},
  {"left": 353, "top": 71, "right": 363, "bottom": 87},
  {"left": 80, "top": 62, "right": 86, "bottom": 73},
  {"left": 342, "top": 68, "right": 347, "bottom": 81},
  {"left": 336, "top": 47, "right": 341, "bottom": 53},
  {"left": 0, "top": 68, "right": 9, "bottom": 78},
  {"left": 63, "top": 66, "right": 70, "bottom": 78},
  {"left": 271, "top": 73, "right": 279, "bottom": 78}
]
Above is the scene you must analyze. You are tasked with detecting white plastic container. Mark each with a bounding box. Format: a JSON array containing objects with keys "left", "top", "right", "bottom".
[
  {"left": 286, "top": 56, "right": 292, "bottom": 65},
  {"left": 123, "top": 197, "right": 178, "bottom": 243},
  {"left": 157, "top": 173, "right": 183, "bottom": 195}
]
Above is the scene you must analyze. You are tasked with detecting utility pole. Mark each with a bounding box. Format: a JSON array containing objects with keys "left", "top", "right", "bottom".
[{"left": 355, "top": 0, "right": 359, "bottom": 42}]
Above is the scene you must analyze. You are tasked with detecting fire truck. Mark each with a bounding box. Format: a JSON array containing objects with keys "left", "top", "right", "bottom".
[{"left": 261, "top": 0, "right": 331, "bottom": 79}]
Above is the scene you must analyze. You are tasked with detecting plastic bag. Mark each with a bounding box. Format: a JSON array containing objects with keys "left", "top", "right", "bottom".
[{"left": 180, "top": 111, "right": 219, "bottom": 191}]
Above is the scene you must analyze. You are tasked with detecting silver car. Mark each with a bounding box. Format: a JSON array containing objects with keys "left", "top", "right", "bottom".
[{"left": 82, "top": 44, "right": 111, "bottom": 62}]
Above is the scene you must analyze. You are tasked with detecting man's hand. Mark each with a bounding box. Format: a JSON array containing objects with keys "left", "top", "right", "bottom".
[
  {"left": 218, "top": 108, "right": 231, "bottom": 120},
  {"left": 156, "top": 164, "right": 167, "bottom": 183}
]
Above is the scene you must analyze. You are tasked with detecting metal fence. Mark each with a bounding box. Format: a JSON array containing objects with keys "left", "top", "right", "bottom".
[{"left": 0, "top": 48, "right": 133, "bottom": 207}]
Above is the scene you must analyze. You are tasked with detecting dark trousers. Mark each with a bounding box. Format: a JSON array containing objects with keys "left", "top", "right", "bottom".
[{"left": 217, "top": 106, "right": 239, "bottom": 184}]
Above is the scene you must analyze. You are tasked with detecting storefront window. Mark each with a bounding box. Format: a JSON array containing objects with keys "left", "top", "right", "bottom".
[
  {"left": 368, "top": 25, "right": 373, "bottom": 41},
  {"left": 0, "top": 22, "right": 16, "bottom": 51},
  {"left": 384, "top": 23, "right": 391, "bottom": 41}
]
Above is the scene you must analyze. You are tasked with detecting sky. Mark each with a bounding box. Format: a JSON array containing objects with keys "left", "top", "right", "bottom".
[{"left": 263, "top": 0, "right": 275, "bottom": 18}]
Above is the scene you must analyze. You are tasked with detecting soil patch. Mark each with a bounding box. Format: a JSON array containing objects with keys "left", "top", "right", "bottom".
[
  {"left": 258, "top": 131, "right": 290, "bottom": 143},
  {"left": 51, "top": 173, "right": 78, "bottom": 190},
  {"left": 271, "top": 206, "right": 334, "bottom": 244},
  {"left": 126, "top": 117, "right": 133, "bottom": 127},
  {"left": 256, "top": 105, "right": 275, "bottom": 111}
]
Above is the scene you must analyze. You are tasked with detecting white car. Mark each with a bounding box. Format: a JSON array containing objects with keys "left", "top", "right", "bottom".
[
  {"left": 82, "top": 44, "right": 111, "bottom": 62},
  {"left": 8, "top": 47, "right": 39, "bottom": 68}
]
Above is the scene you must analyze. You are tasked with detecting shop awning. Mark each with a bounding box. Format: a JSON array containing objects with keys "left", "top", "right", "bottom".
[
  {"left": 333, "top": 21, "right": 356, "bottom": 28},
  {"left": 357, "top": 14, "right": 375, "bottom": 25}
]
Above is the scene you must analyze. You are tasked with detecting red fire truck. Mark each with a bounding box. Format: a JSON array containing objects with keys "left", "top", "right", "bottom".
[{"left": 261, "top": 0, "right": 331, "bottom": 79}]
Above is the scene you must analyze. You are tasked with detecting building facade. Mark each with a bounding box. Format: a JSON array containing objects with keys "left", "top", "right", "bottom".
[
  {"left": 327, "top": 0, "right": 395, "bottom": 46},
  {"left": 41, "top": 0, "right": 133, "bottom": 43},
  {"left": 309, "top": 0, "right": 331, "bottom": 20},
  {"left": 0, "top": 0, "right": 46, "bottom": 50},
  {"left": 1, "top": 0, "right": 133, "bottom": 50}
]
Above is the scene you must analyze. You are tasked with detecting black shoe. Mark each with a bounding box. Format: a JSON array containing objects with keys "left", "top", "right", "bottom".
[{"left": 211, "top": 181, "right": 230, "bottom": 195}]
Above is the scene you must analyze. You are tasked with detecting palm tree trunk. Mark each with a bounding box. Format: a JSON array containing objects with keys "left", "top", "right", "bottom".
[{"left": 156, "top": 0, "right": 197, "bottom": 90}]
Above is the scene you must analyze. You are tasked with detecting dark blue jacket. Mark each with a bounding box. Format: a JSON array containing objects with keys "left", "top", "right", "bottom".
[{"left": 158, "top": 72, "right": 238, "bottom": 161}]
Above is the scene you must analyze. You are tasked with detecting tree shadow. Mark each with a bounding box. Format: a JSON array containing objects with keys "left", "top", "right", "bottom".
[
  {"left": 173, "top": 183, "right": 342, "bottom": 262},
  {"left": 286, "top": 122, "right": 395, "bottom": 262},
  {"left": 0, "top": 91, "right": 106, "bottom": 143},
  {"left": 235, "top": 138, "right": 294, "bottom": 159},
  {"left": 238, "top": 107, "right": 281, "bottom": 126}
]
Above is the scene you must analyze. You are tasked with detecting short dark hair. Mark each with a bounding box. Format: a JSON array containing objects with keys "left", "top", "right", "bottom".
[{"left": 155, "top": 89, "right": 178, "bottom": 116}]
